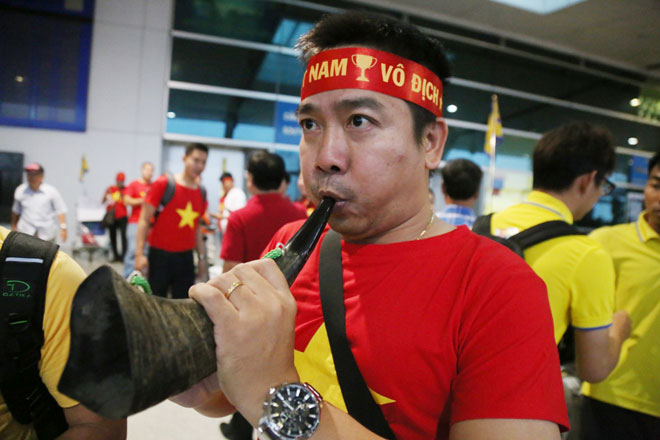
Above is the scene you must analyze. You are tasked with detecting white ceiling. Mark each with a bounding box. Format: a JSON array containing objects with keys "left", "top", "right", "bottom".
[{"left": 353, "top": 0, "right": 660, "bottom": 82}]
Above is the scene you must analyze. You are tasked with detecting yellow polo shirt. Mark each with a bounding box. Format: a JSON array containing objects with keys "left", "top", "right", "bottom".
[
  {"left": 581, "top": 212, "right": 660, "bottom": 417},
  {"left": 0, "top": 227, "right": 85, "bottom": 439},
  {"left": 491, "top": 191, "right": 615, "bottom": 343}
]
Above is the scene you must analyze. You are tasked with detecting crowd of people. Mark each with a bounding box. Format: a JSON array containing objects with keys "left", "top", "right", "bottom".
[{"left": 2, "top": 9, "right": 658, "bottom": 440}]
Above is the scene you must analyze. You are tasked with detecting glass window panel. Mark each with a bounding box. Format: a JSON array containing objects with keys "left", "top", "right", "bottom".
[
  {"left": 444, "top": 84, "right": 660, "bottom": 149},
  {"left": 171, "top": 38, "right": 304, "bottom": 95},
  {"left": 174, "top": 0, "right": 321, "bottom": 46},
  {"left": 167, "top": 89, "right": 276, "bottom": 142},
  {"left": 410, "top": 20, "right": 645, "bottom": 118},
  {"left": 0, "top": 6, "right": 91, "bottom": 131}
]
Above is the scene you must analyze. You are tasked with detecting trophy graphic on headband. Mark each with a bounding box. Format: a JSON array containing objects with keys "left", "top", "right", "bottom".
[{"left": 351, "top": 54, "right": 377, "bottom": 82}]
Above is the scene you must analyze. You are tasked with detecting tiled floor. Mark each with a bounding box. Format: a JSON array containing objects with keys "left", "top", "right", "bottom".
[
  {"left": 128, "top": 399, "right": 232, "bottom": 440},
  {"left": 71, "top": 254, "right": 240, "bottom": 439}
]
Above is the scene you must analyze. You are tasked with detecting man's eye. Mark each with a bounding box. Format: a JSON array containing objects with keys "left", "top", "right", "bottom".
[
  {"left": 300, "top": 119, "right": 316, "bottom": 130},
  {"left": 350, "top": 115, "right": 368, "bottom": 127}
]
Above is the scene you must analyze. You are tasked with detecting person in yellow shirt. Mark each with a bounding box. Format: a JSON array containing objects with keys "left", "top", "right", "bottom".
[
  {"left": 579, "top": 151, "right": 660, "bottom": 440},
  {"left": 0, "top": 227, "right": 126, "bottom": 439},
  {"left": 490, "top": 122, "right": 631, "bottom": 383}
]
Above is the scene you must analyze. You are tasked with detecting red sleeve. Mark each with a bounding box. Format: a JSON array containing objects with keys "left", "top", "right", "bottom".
[
  {"left": 451, "top": 248, "right": 569, "bottom": 430},
  {"left": 145, "top": 175, "right": 167, "bottom": 208},
  {"left": 220, "top": 215, "right": 246, "bottom": 262},
  {"left": 125, "top": 181, "right": 138, "bottom": 197}
]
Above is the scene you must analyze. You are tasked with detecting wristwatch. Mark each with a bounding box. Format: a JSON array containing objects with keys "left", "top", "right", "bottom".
[{"left": 257, "top": 382, "right": 323, "bottom": 440}]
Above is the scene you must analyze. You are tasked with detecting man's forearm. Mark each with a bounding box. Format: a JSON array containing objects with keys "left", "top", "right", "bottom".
[
  {"left": 135, "top": 220, "right": 148, "bottom": 257},
  {"left": 11, "top": 212, "right": 19, "bottom": 229}
]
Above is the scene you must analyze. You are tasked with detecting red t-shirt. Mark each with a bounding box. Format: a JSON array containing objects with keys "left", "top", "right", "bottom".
[
  {"left": 266, "top": 224, "right": 569, "bottom": 439},
  {"left": 125, "top": 179, "right": 151, "bottom": 224},
  {"left": 104, "top": 185, "right": 127, "bottom": 219},
  {"left": 221, "top": 193, "right": 307, "bottom": 263},
  {"left": 145, "top": 175, "right": 207, "bottom": 252}
]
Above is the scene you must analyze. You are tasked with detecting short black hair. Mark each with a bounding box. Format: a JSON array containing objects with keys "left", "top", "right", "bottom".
[
  {"left": 247, "top": 151, "right": 286, "bottom": 191},
  {"left": 648, "top": 151, "right": 660, "bottom": 174},
  {"left": 440, "top": 159, "right": 483, "bottom": 200},
  {"left": 184, "top": 142, "right": 208, "bottom": 156},
  {"left": 220, "top": 172, "right": 233, "bottom": 181},
  {"left": 533, "top": 122, "right": 616, "bottom": 192},
  {"left": 297, "top": 10, "right": 451, "bottom": 145}
]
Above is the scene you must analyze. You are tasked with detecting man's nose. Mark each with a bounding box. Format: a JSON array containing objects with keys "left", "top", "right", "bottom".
[{"left": 315, "top": 126, "right": 349, "bottom": 174}]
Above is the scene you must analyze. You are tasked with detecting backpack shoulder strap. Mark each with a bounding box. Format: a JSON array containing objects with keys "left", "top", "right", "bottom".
[
  {"left": 471, "top": 213, "right": 493, "bottom": 234},
  {"left": 0, "top": 231, "right": 68, "bottom": 438},
  {"left": 509, "top": 220, "right": 584, "bottom": 251},
  {"left": 200, "top": 185, "right": 207, "bottom": 205},
  {"left": 319, "top": 230, "right": 396, "bottom": 439},
  {"left": 159, "top": 173, "right": 177, "bottom": 209}
]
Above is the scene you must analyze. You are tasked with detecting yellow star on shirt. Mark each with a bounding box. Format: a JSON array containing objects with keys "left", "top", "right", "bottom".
[
  {"left": 294, "top": 323, "right": 395, "bottom": 412},
  {"left": 176, "top": 201, "right": 199, "bottom": 229}
]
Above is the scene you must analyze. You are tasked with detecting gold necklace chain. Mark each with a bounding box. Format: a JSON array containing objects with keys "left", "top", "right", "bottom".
[{"left": 416, "top": 212, "right": 435, "bottom": 240}]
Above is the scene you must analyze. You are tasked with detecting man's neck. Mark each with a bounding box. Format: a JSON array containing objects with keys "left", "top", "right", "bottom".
[
  {"left": 251, "top": 188, "right": 279, "bottom": 196},
  {"left": 444, "top": 197, "right": 474, "bottom": 209},
  {"left": 644, "top": 212, "right": 660, "bottom": 235},
  {"left": 534, "top": 189, "right": 581, "bottom": 218},
  {"left": 177, "top": 172, "right": 198, "bottom": 188}
]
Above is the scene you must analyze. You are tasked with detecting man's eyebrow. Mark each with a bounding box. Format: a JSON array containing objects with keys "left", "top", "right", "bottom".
[
  {"left": 296, "top": 102, "right": 317, "bottom": 116},
  {"left": 650, "top": 173, "right": 660, "bottom": 182},
  {"left": 334, "top": 97, "right": 385, "bottom": 113}
]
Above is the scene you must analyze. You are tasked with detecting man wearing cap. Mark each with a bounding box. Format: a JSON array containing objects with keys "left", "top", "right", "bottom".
[
  {"left": 175, "top": 11, "right": 567, "bottom": 439},
  {"left": 12, "top": 163, "right": 68, "bottom": 243},
  {"left": 103, "top": 172, "right": 128, "bottom": 262}
]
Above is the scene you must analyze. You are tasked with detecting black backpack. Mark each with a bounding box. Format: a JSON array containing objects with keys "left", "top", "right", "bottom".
[
  {"left": 154, "top": 173, "right": 207, "bottom": 220},
  {"left": 0, "top": 231, "right": 68, "bottom": 439},
  {"left": 472, "top": 213, "right": 584, "bottom": 364}
]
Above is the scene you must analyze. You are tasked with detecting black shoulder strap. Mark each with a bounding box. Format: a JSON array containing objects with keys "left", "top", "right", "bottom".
[
  {"left": 509, "top": 220, "right": 584, "bottom": 251},
  {"left": 160, "top": 173, "right": 177, "bottom": 209},
  {"left": 0, "top": 231, "right": 68, "bottom": 439},
  {"left": 200, "top": 185, "right": 207, "bottom": 205},
  {"left": 471, "top": 213, "right": 493, "bottom": 234},
  {"left": 319, "top": 230, "right": 396, "bottom": 439}
]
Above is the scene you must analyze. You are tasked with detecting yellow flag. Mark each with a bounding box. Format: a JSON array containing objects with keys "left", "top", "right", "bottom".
[
  {"left": 484, "top": 94, "right": 503, "bottom": 156},
  {"left": 80, "top": 154, "right": 89, "bottom": 181}
]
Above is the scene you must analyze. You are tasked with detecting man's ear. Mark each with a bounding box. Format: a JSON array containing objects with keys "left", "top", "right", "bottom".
[
  {"left": 575, "top": 170, "right": 598, "bottom": 195},
  {"left": 423, "top": 117, "right": 448, "bottom": 170}
]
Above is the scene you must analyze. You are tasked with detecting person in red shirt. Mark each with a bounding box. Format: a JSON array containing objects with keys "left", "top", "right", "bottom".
[
  {"left": 221, "top": 151, "right": 307, "bottom": 272},
  {"left": 293, "top": 172, "right": 315, "bottom": 217},
  {"left": 103, "top": 172, "right": 128, "bottom": 262},
  {"left": 122, "top": 162, "right": 154, "bottom": 278},
  {"left": 218, "top": 151, "right": 307, "bottom": 440},
  {"left": 174, "top": 11, "right": 567, "bottom": 440},
  {"left": 135, "top": 143, "right": 208, "bottom": 298}
]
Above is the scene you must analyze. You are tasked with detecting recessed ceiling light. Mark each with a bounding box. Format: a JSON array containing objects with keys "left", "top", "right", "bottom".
[
  {"left": 167, "top": 112, "right": 176, "bottom": 119},
  {"left": 15, "top": 75, "right": 24, "bottom": 83},
  {"left": 447, "top": 104, "right": 458, "bottom": 113},
  {"left": 629, "top": 98, "right": 641, "bottom": 107},
  {"left": 627, "top": 137, "right": 639, "bottom": 146},
  {"left": 489, "top": 0, "right": 586, "bottom": 15}
]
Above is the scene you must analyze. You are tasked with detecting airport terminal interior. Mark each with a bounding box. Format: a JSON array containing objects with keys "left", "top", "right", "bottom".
[{"left": 1, "top": 0, "right": 659, "bottom": 438}]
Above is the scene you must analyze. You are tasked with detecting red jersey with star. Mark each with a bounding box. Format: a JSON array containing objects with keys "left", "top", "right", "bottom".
[
  {"left": 145, "top": 175, "right": 207, "bottom": 252},
  {"left": 104, "top": 185, "right": 127, "bottom": 219},
  {"left": 266, "top": 224, "right": 569, "bottom": 439},
  {"left": 125, "top": 179, "right": 151, "bottom": 223}
]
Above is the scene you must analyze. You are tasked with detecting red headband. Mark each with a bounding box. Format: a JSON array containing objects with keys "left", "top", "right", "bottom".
[{"left": 301, "top": 47, "right": 443, "bottom": 117}]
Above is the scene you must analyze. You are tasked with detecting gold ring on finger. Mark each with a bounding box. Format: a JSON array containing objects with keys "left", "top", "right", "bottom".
[{"left": 225, "top": 281, "right": 244, "bottom": 300}]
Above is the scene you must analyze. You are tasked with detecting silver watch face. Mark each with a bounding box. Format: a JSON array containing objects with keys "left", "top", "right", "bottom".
[{"left": 265, "top": 383, "right": 321, "bottom": 439}]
